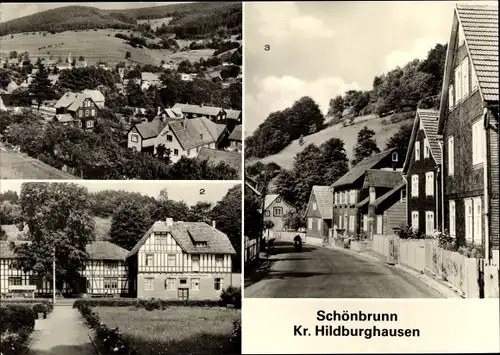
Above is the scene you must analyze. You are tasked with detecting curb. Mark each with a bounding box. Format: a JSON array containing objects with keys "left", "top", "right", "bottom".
[{"left": 88, "top": 331, "right": 102, "bottom": 355}]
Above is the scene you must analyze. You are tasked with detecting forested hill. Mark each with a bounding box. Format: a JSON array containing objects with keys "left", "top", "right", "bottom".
[
  {"left": 245, "top": 43, "right": 447, "bottom": 159},
  {"left": 0, "top": 2, "right": 241, "bottom": 37}
]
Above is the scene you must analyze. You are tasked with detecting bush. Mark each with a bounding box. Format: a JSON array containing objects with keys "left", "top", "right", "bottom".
[
  {"left": 396, "top": 224, "right": 425, "bottom": 240},
  {"left": 220, "top": 287, "right": 241, "bottom": 309},
  {"left": 73, "top": 298, "right": 223, "bottom": 310},
  {"left": 230, "top": 320, "right": 241, "bottom": 349},
  {"left": 0, "top": 304, "right": 35, "bottom": 334}
]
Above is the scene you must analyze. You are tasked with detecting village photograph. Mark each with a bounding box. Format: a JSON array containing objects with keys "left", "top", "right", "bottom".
[
  {"left": 244, "top": 1, "right": 499, "bottom": 299},
  {"left": 0, "top": 2, "right": 242, "bottom": 180},
  {"left": 0, "top": 180, "right": 242, "bottom": 354}
]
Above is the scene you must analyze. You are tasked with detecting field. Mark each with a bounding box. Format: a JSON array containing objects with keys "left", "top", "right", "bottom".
[
  {"left": 252, "top": 114, "right": 411, "bottom": 170},
  {"left": 95, "top": 306, "right": 240, "bottom": 355},
  {"left": 137, "top": 17, "right": 173, "bottom": 30},
  {"left": 0, "top": 29, "right": 216, "bottom": 66},
  {"left": 0, "top": 149, "right": 76, "bottom": 179}
]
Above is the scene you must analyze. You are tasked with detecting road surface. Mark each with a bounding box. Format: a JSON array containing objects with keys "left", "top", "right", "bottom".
[{"left": 245, "top": 241, "right": 445, "bottom": 298}]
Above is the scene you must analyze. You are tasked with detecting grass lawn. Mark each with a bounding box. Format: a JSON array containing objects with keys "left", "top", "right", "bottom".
[
  {"left": 0, "top": 149, "right": 76, "bottom": 179},
  {"left": 95, "top": 306, "right": 240, "bottom": 355}
]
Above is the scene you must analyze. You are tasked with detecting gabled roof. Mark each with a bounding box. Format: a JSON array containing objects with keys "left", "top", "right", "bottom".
[
  {"left": 306, "top": 186, "right": 333, "bottom": 219},
  {"left": 403, "top": 109, "right": 441, "bottom": 173},
  {"left": 141, "top": 72, "right": 160, "bottom": 81},
  {"left": 197, "top": 148, "right": 241, "bottom": 177},
  {"left": 172, "top": 103, "right": 224, "bottom": 116},
  {"left": 55, "top": 91, "right": 100, "bottom": 111},
  {"left": 126, "top": 221, "right": 236, "bottom": 258},
  {"left": 164, "top": 108, "right": 183, "bottom": 118},
  {"left": 438, "top": 4, "right": 499, "bottom": 132},
  {"left": 363, "top": 169, "right": 403, "bottom": 189},
  {"left": 228, "top": 125, "right": 242, "bottom": 141},
  {"left": 355, "top": 196, "right": 370, "bottom": 208},
  {"left": 82, "top": 89, "right": 105, "bottom": 103},
  {"left": 0, "top": 240, "right": 128, "bottom": 260},
  {"left": 168, "top": 117, "right": 219, "bottom": 150},
  {"left": 54, "top": 113, "right": 75, "bottom": 123},
  {"left": 134, "top": 120, "right": 169, "bottom": 140},
  {"left": 226, "top": 109, "right": 241, "bottom": 120},
  {"left": 332, "top": 149, "right": 395, "bottom": 189},
  {"left": 263, "top": 194, "right": 296, "bottom": 210},
  {"left": 372, "top": 180, "right": 406, "bottom": 211}
]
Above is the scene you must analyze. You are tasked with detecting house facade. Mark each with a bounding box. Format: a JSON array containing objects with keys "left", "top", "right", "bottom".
[
  {"left": 304, "top": 186, "right": 333, "bottom": 242},
  {"left": 0, "top": 241, "right": 129, "bottom": 297},
  {"left": 126, "top": 219, "right": 237, "bottom": 300},
  {"left": 438, "top": 4, "right": 499, "bottom": 265},
  {"left": 54, "top": 92, "right": 101, "bottom": 130},
  {"left": 263, "top": 194, "right": 297, "bottom": 231},
  {"left": 127, "top": 120, "right": 169, "bottom": 154},
  {"left": 403, "top": 109, "right": 442, "bottom": 235},
  {"left": 141, "top": 72, "right": 161, "bottom": 90},
  {"left": 172, "top": 103, "right": 227, "bottom": 125},
  {"left": 228, "top": 125, "right": 242, "bottom": 151},
  {"left": 331, "top": 149, "right": 403, "bottom": 239}
]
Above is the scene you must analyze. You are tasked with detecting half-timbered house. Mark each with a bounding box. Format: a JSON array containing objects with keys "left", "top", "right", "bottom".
[
  {"left": 437, "top": 4, "right": 499, "bottom": 265},
  {"left": 304, "top": 186, "right": 333, "bottom": 243},
  {"left": 402, "top": 109, "right": 442, "bottom": 235},
  {"left": 126, "top": 218, "right": 237, "bottom": 300},
  {"left": 54, "top": 91, "right": 102, "bottom": 130},
  {"left": 331, "top": 148, "right": 403, "bottom": 239}
]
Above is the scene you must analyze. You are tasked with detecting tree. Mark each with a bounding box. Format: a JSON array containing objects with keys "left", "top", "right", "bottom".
[
  {"left": 0, "top": 225, "right": 6, "bottom": 241},
  {"left": 125, "top": 51, "right": 131, "bottom": 59},
  {"left": 244, "top": 186, "right": 261, "bottom": 241},
  {"left": 78, "top": 56, "right": 85, "bottom": 61},
  {"left": 109, "top": 200, "right": 152, "bottom": 251},
  {"left": 283, "top": 210, "right": 306, "bottom": 231},
  {"left": 352, "top": 126, "right": 380, "bottom": 166},
  {"left": 11, "top": 182, "right": 95, "bottom": 292},
  {"left": 187, "top": 201, "right": 213, "bottom": 224},
  {"left": 28, "top": 65, "right": 57, "bottom": 109},
  {"left": 385, "top": 122, "right": 413, "bottom": 159},
  {"left": 319, "top": 138, "right": 349, "bottom": 184},
  {"left": 327, "top": 95, "right": 344, "bottom": 119}
]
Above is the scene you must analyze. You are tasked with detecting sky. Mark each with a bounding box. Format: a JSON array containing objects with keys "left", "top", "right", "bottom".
[
  {"left": 244, "top": 0, "right": 497, "bottom": 135},
  {"left": 0, "top": 181, "right": 239, "bottom": 206},
  {"left": 0, "top": 2, "right": 186, "bottom": 23}
]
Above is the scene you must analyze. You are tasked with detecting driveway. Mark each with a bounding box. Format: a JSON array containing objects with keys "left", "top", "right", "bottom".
[{"left": 244, "top": 241, "right": 445, "bottom": 298}]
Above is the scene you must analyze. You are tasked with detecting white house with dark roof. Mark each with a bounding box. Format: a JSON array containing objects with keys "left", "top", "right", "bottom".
[
  {"left": 127, "top": 119, "right": 175, "bottom": 154},
  {"left": 154, "top": 117, "right": 228, "bottom": 163},
  {"left": 263, "top": 194, "right": 297, "bottom": 232},
  {"left": 126, "top": 218, "right": 237, "bottom": 300},
  {"left": 140, "top": 72, "right": 161, "bottom": 90},
  {"left": 0, "top": 240, "right": 129, "bottom": 297}
]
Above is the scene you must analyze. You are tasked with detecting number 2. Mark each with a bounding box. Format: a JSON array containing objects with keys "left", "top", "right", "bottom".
[{"left": 199, "top": 188, "right": 205, "bottom": 195}]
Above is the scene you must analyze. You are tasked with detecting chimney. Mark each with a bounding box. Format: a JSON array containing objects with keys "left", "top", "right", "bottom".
[
  {"left": 212, "top": 220, "right": 216, "bottom": 229},
  {"left": 166, "top": 218, "right": 174, "bottom": 226}
]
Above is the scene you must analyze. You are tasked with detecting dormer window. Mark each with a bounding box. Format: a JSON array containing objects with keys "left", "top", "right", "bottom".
[
  {"left": 276, "top": 197, "right": 281, "bottom": 203},
  {"left": 200, "top": 134, "right": 203, "bottom": 139},
  {"left": 195, "top": 241, "right": 207, "bottom": 247}
]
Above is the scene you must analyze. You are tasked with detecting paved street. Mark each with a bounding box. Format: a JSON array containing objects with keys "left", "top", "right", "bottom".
[
  {"left": 245, "top": 241, "right": 445, "bottom": 298},
  {"left": 27, "top": 300, "right": 96, "bottom": 355}
]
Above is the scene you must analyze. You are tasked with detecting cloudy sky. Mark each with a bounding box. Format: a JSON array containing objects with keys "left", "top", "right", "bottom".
[
  {"left": 244, "top": 0, "right": 496, "bottom": 135},
  {"left": 0, "top": 181, "right": 238, "bottom": 206},
  {"left": 0, "top": 2, "right": 185, "bottom": 23}
]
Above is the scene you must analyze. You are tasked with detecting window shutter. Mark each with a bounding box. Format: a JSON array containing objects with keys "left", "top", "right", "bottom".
[
  {"left": 448, "top": 136, "right": 454, "bottom": 175},
  {"left": 415, "top": 141, "right": 420, "bottom": 161},
  {"left": 455, "top": 65, "right": 462, "bottom": 102},
  {"left": 462, "top": 58, "right": 469, "bottom": 97},
  {"left": 465, "top": 199, "right": 473, "bottom": 241},
  {"left": 474, "top": 198, "right": 482, "bottom": 244},
  {"left": 448, "top": 84, "right": 454, "bottom": 109},
  {"left": 449, "top": 200, "right": 456, "bottom": 237}
]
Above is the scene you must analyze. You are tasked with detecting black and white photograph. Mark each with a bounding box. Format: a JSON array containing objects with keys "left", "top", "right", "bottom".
[
  {"left": 0, "top": 180, "right": 242, "bottom": 354},
  {"left": 244, "top": 1, "right": 499, "bottom": 299},
  {"left": 0, "top": 2, "right": 242, "bottom": 180}
]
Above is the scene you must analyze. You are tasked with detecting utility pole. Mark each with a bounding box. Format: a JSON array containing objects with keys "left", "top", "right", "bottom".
[
  {"left": 52, "top": 246, "right": 56, "bottom": 305},
  {"left": 258, "top": 172, "right": 269, "bottom": 261}
]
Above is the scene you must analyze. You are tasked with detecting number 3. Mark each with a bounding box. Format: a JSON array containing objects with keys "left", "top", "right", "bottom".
[{"left": 264, "top": 44, "right": 270, "bottom": 51}]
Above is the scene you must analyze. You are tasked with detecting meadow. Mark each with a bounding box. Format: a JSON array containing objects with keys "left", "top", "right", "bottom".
[{"left": 95, "top": 306, "right": 240, "bottom": 355}]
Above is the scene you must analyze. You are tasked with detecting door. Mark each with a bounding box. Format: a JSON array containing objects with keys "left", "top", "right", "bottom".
[
  {"left": 77, "top": 277, "right": 87, "bottom": 294},
  {"left": 178, "top": 288, "right": 189, "bottom": 301}
]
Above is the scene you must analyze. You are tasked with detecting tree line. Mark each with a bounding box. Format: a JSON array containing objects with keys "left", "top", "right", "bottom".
[{"left": 1, "top": 182, "right": 242, "bottom": 291}]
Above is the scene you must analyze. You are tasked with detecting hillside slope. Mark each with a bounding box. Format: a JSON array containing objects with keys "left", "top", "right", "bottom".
[{"left": 254, "top": 115, "right": 410, "bottom": 170}]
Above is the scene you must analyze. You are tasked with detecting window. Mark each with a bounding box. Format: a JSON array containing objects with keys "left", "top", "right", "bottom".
[
  {"left": 29, "top": 276, "right": 38, "bottom": 286},
  {"left": 86, "top": 120, "right": 94, "bottom": 129},
  {"left": 461, "top": 58, "right": 469, "bottom": 98},
  {"left": 276, "top": 197, "right": 281, "bottom": 203},
  {"left": 465, "top": 199, "right": 473, "bottom": 241},
  {"left": 392, "top": 152, "right": 398, "bottom": 162},
  {"left": 474, "top": 197, "right": 482, "bottom": 244},
  {"left": 187, "top": 149, "right": 191, "bottom": 156},
  {"left": 264, "top": 210, "right": 270, "bottom": 217},
  {"left": 192, "top": 255, "right": 199, "bottom": 272},
  {"left": 425, "top": 211, "right": 434, "bottom": 235},
  {"left": 369, "top": 188, "right": 376, "bottom": 202},
  {"left": 350, "top": 190, "right": 355, "bottom": 204},
  {"left": 179, "top": 278, "right": 187, "bottom": 285},
  {"left": 308, "top": 218, "right": 313, "bottom": 229},
  {"left": 165, "top": 278, "right": 175, "bottom": 290},
  {"left": 131, "top": 134, "right": 139, "bottom": 143},
  {"left": 273, "top": 207, "right": 283, "bottom": 216},
  {"left": 400, "top": 189, "right": 407, "bottom": 202},
  {"left": 449, "top": 200, "right": 456, "bottom": 238},
  {"left": 425, "top": 172, "right": 434, "bottom": 196},
  {"left": 145, "top": 254, "right": 154, "bottom": 267},
  {"left": 376, "top": 215, "right": 383, "bottom": 234},
  {"left": 79, "top": 110, "right": 83, "bottom": 118},
  {"left": 411, "top": 211, "right": 419, "bottom": 232},
  {"left": 8, "top": 277, "right": 22, "bottom": 286},
  {"left": 415, "top": 141, "right": 420, "bottom": 161},
  {"left": 447, "top": 136, "right": 454, "bottom": 175},
  {"left": 312, "top": 203, "right": 317, "bottom": 211},
  {"left": 349, "top": 215, "right": 355, "bottom": 232},
  {"left": 317, "top": 218, "right": 322, "bottom": 231},
  {"left": 411, "top": 175, "right": 419, "bottom": 197},
  {"left": 214, "top": 277, "right": 223, "bottom": 291},
  {"left": 173, "top": 149, "right": 179, "bottom": 156},
  {"left": 77, "top": 121, "right": 82, "bottom": 128},
  {"left": 144, "top": 277, "right": 154, "bottom": 291},
  {"left": 166, "top": 135, "right": 173, "bottom": 142},
  {"left": 215, "top": 255, "right": 224, "bottom": 268},
  {"left": 334, "top": 193, "right": 338, "bottom": 205},
  {"left": 338, "top": 215, "right": 343, "bottom": 229},
  {"left": 455, "top": 63, "right": 462, "bottom": 102},
  {"left": 167, "top": 254, "right": 176, "bottom": 267},
  {"left": 344, "top": 214, "right": 348, "bottom": 230},
  {"left": 448, "top": 84, "right": 455, "bottom": 110},
  {"left": 471, "top": 67, "right": 478, "bottom": 91},
  {"left": 424, "top": 138, "right": 430, "bottom": 158},
  {"left": 104, "top": 278, "right": 118, "bottom": 290},
  {"left": 362, "top": 214, "right": 368, "bottom": 232},
  {"left": 104, "top": 261, "right": 118, "bottom": 269},
  {"left": 472, "top": 120, "right": 484, "bottom": 165},
  {"left": 85, "top": 110, "right": 89, "bottom": 117},
  {"left": 91, "top": 109, "right": 95, "bottom": 116},
  {"left": 191, "top": 278, "right": 200, "bottom": 291}
]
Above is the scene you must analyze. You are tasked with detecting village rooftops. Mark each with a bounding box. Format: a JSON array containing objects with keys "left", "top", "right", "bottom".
[
  {"left": 55, "top": 90, "right": 104, "bottom": 111},
  {"left": 306, "top": 186, "right": 333, "bottom": 219},
  {"left": 362, "top": 169, "right": 403, "bottom": 189},
  {"left": 172, "top": 103, "right": 225, "bottom": 117},
  {"left": 126, "top": 220, "right": 236, "bottom": 258},
  {"left": 0, "top": 240, "right": 129, "bottom": 260},
  {"left": 332, "top": 149, "right": 396, "bottom": 189},
  {"left": 141, "top": 72, "right": 160, "bottom": 81},
  {"left": 228, "top": 125, "right": 242, "bottom": 141},
  {"left": 226, "top": 109, "right": 241, "bottom": 120},
  {"left": 263, "top": 194, "right": 296, "bottom": 210},
  {"left": 54, "top": 113, "right": 75, "bottom": 123},
  {"left": 133, "top": 120, "right": 171, "bottom": 140},
  {"left": 197, "top": 148, "right": 241, "bottom": 177},
  {"left": 167, "top": 117, "right": 225, "bottom": 150}
]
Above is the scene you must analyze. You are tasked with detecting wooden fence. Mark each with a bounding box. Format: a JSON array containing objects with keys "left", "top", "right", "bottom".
[{"left": 244, "top": 237, "right": 258, "bottom": 264}]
